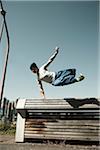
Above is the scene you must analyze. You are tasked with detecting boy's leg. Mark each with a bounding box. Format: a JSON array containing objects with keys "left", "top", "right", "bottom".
[
  {"left": 52, "top": 70, "right": 85, "bottom": 86},
  {"left": 61, "top": 69, "right": 76, "bottom": 78},
  {"left": 52, "top": 74, "right": 77, "bottom": 86},
  {"left": 61, "top": 75, "right": 77, "bottom": 86},
  {"left": 52, "top": 69, "right": 76, "bottom": 86}
]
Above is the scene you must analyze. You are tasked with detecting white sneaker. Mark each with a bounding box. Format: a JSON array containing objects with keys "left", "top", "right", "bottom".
[{"left": 77, "top": 73, "right": 85, "bottom": 82}]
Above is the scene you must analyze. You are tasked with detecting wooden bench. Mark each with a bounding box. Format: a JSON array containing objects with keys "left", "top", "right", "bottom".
[{"left": 15, "top": 98, "right": 100, "bottom": 143}]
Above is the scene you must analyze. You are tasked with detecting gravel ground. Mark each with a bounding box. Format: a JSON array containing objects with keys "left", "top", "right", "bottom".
[{"left": 0, "top": 135, "right": 99, "bottom": 150}]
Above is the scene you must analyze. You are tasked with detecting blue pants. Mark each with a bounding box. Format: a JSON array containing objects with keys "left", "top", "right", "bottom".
[{"left": 52, "top": 69, "right": 77, "bottom": 86}]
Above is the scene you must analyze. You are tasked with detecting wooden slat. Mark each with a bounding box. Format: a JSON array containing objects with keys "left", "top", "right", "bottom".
[
  {"left": 24, "top": 131, "right": 99, "bottom": 137},
  {"left": 25, "top": 105, "right": 71, "bottom": 109},
  {"left": 25, "top": 101, "right": 68, "bottom": 105},
  {"left": 25, "top": 119, "right": 99, "bottom": 125},
  {"left": 25, "top": 104, "right": 99, "bottom": 108},
  {"left": 24, "top": 133, "right": 99, "bottom": 141},
  {"left": 24, "top": 107, "right": 99, "bottom": 113},
  {"left": 27, "top": 114, "right": 99, "bottom": 118},
  {"left": 25, "top": 127, "right": 99, "bottom": 133},
  {"left": 26, "top": 99, "right": 67, "bottom": 102},
  {"left": 27, "top": 113, "right": 99, "bottom": 117},
  {"left": 27, "top": 116, "right": 99, "bottom": 120},
  {"left": 25, "top": 124, "right": 99, "bottom": 129}
]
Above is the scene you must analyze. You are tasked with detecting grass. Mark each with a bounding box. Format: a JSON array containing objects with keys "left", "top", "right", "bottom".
[{"left": 0, "top": 122, "right": 16, "bottom": 135}]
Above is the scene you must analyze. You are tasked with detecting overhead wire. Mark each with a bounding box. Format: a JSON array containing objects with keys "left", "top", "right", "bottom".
[{"left": 0, "top": 0, "right": 10, "bottom": 108}]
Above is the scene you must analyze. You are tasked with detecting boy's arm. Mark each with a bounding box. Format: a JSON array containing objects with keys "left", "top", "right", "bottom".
[
  {"left": 43, "top": 47, "right": 59, "bottom": 69},
  {"left": 37, "top": 78, "right": 46, "bottom": 99}
]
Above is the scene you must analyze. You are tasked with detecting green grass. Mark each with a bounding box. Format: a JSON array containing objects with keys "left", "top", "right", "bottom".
[{"left": 0, "top": 122, "right": 16, "bottom": 135}]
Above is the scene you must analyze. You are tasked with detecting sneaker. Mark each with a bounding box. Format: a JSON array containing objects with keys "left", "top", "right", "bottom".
[{"left": 77, "top": 74, "right": 85, "bottom": 82}]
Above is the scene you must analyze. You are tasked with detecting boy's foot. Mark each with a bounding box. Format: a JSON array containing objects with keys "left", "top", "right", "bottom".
[{"left": 77, "top": 74, "right": 85, "bottom": 82}]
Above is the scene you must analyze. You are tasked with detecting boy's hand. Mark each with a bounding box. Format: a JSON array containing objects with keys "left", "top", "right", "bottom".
[
  {"left": 40, "top": 91, "right": 46, "bottom": 99},
  {"left": 55, "top": 47, "right": 59, "bottom": 53}
]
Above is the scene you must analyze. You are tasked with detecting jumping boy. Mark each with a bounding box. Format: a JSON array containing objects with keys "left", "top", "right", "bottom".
[{"left": 30, "top": 47, "right": 85, "bottom": 98}]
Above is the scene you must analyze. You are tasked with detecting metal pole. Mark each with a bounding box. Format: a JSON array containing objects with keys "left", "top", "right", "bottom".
[{"left": 0, "top": 0, "right": 10, "bottom": 108}]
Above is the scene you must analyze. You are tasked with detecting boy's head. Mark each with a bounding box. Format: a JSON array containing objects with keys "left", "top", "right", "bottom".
[{"left": 30, "top": 63, "right": 39, "bottom": 73}]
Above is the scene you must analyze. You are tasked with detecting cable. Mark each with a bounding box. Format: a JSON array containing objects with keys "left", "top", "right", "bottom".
[{"left": 0, "top": 0, "right": 10, "bottom": 108}]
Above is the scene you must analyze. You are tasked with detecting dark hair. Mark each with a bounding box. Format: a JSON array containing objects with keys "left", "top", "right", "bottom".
[{"left": 30, "top": 62, "right": 38, "bottom": 70}]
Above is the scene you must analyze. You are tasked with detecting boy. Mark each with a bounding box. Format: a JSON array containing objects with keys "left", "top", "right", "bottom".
[{"left": 30, "top": 47, "right": 85, "bottom": 98}]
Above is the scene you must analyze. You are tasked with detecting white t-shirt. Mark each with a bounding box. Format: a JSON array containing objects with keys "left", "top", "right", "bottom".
[{"left": 39, "top": 66, "right": 56, "bottom": 83}]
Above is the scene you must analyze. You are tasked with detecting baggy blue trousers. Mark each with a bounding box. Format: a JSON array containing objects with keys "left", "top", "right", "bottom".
[{"left": 52, "top": 69, "right": 77, "bottom": 86}]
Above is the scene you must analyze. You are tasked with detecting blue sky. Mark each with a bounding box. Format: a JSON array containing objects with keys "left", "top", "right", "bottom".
[{"left": 0, "top": 1, "right": 99, "bottom": 101}]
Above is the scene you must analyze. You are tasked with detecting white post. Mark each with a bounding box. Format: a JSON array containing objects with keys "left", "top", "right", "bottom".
[
  {"left": 15, "top": 113, "right": 26, "bottom": 142},
  {"left": 15, "top": 99, "right": 26, "bottom": 142}
]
